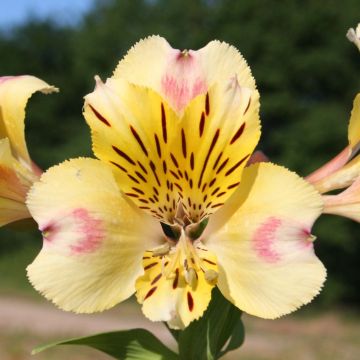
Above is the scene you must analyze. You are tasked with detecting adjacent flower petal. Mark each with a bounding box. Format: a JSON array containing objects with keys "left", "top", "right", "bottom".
[
  {"left": 204, "top": 163, "right": 326, "bottom": 319},
  {"left": 84, "top": 76, "right": 260, "bottom": 223},
  {"left": 135, "top": 235, "right": 217, "bottom": 329},
  {"left": 0, "top": 75, "right": 58, "bottom": 166},
  {"left": 307, "top": 94, "right": 360, "bottom": 189},
  {"left": 26, "top": 158, "right": 163, "bottom": 313},
  {"left": 114, "top": 36, "right": 256, "bottom": 112},
  {"left": 0, "top": 138, "right": 34, "bottom": 225},
  {"left": 323, "top": 177, "right": 360, "bottom": 222},
  {"left": 348, "top": 93, "right": 360, "bottom": 154}
]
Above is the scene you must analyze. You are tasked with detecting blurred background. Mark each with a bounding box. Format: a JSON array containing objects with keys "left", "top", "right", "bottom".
[{"left": 0, "top": 0, "right": 360, "bottom": 359}]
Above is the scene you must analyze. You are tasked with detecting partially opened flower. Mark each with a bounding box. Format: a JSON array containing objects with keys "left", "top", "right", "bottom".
[
  {"left": 27, "top": 37, "right": 326, "bottom": 328},
  {"left": 347, "top": 23, "right": 360, "bottom": 51},
  {"left": 0, "top": 75, "right": 57, "bottom": 226}
]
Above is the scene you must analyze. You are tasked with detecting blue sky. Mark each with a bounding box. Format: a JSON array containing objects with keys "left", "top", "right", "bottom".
[{"left": 0, "top": 0, "right": 94, "bottom": 28}]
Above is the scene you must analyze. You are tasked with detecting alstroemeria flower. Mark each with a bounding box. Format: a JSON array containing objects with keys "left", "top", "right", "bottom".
[
  {"left": 0, "top": 75, "right": 57, "bottom": 226},
  {"left": 27, "top": 37, "right": 326, "bottom": 329},
  {"left": 307, "top": 94, "right": 360, "bottom": 221}
]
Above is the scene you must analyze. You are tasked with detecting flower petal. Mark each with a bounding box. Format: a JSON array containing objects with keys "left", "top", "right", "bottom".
[
  {"left": 204, "top": 163, "right": 326, "bottom": 319},
  {"left": 323, "top": 177, "right": 360, "bottom": 222},
  {"left": 0, "top": 75, "right": 58, "bottom": 165},
  {"left": 84, "top": 77, "right": 181, "bottom": 222},
  {"left": 348, "top": 93, "right": 360, "bottom": 154},
  {"left": 312, "top": 154, "right": 360, "bottom": 193},
  {"left": 26, "top": 158, "right": 163, "bottom": 313},
  {"left": 0, "top": 138, "right": 33, "bottom": 226},
  {"left": 114, "top": 36, "right": 256, "bottom": 112},
  {"left": 135, "top": 235, "right": 217, "bottom": 329},
  {"left": 84, "top": 76, "right": 260, "bottom": 223}
]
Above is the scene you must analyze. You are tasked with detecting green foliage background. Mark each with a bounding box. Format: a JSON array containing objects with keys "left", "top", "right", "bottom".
[{"left": 0, "top": 0, "right": 359, "bottom": 306}]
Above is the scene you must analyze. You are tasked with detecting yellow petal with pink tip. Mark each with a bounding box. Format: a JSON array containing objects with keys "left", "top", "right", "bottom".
[
  {"left": 26, "top": 158, "right": 163, "bottom": 313},
  {"left": 114, "top": 36, "right": 256, "bottom": 113},
  {"left": 204, "top": 163, "right": 326, "bottom": 319}
]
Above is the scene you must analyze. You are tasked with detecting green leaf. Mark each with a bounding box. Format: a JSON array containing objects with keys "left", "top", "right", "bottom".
[
  {"left": 32, "top": 328, "right": 179, "bottom": 360},
  {"left": 175, "top": 288, "right": 244, "bottom": 360}
]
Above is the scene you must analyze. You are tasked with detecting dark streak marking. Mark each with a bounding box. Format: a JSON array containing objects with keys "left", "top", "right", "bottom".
[
  {"left": 110, "top": 161, "right": 127, "bottom": 173},
  {"left": 112, "top": 146, "right": 135, "bottom": 165},
  {"left": 178, "top": 170, "right": 183, "bottom": 178},
  {"left": 202, "top": 258, "right": 216, "bottom": 265},
  {"left": 230, "top": 123, "right": 246, "bottom": 145},
  {"left": 181, "top": 129, "right": 187, "bottom": 158},
  {"left": 170, "top": 153, "right": 179, "bottom": 168},
  {"left": 211, "top": 203, "right": 224, "bottom": 209},
  {"left": 128, "top": 174, "right": 140, "bottom": 184},
  {"left": 184, "top": 171, "right": 189, "bottom": 181},
  {"left": 198, "top": 129, "right": 220, "bottom": 188},
  {"left": 213, "top": 152, "right": 223, "bottom": 170},
  {"left": 211, "top": 187, "right": 220, "bottom": 196},
  {"left": 225, "top": 154, "right": 250, "bottom": 176},
  {"left": 189, "top": 179, "right": 193, "bottom": 188},
  {"left": 190, "top": 153, "right": 195, "bottom": 170},
  {"left": 244, "top": 97, "right": 251, "bottom": 115},
  {"left": 202, "top": 183, "right": 207, "bottom": 192},
  {"left": 144, "top": 262, "right": 158, "bottom": 270},
  {"left": 161, "top": 103, "right": 167, "bottom": 143},
  {"left": 89, "top": 104, "right": 111, "bottom": 126},
  {"left": 173, "top": 268, "right": 179, "bottom": 289},
  {"left": 135, "top": 171, "right": 147, "bottom": 182},
  {"left": 137, "top": 161, "right": 148, "bottom": 174},
  {"left": 125, "top": 192, "right": 139, "bottom": 198},
  {"left": 130, "top": 126, "right": 148, "bottom": 156},
  {"left": 132, "top": 187, "right": 145, "bottom": 195},
  {"left": 153, "top": 187, "right": 159, "bottom": 196},
  {"left": 174, "top": 183, "right": 183, "bottom": 191},
  {"left": 154, "top": 134, "right": 162, "bottom": 158},
  {"left": 151, "top": 273, "right": 162, "bottom": 285},
  {"left": 162, "top": 160, "right": 167, "bottom": 174},
  {"left": 199, "top": 112, "right": 205, "bottom": 137},
  {"left": 205, "top": 92, "right": 210, "bottom": 116},
  {"left": 187, "top": 292, "right": 194, "bottom": 311},
  {"left": 170, "top": 170, "right": 180, "bottom": 180},
  {"left": 139, "top": 206, "right": 150, "bottom": 210},
  {"left": 209, "top": 178, "right": 216, "bottom": 188},
  {"left": 144, "top": 286, "right": 157, "bottom": 300},
  {"left": 139, "top": 199, "right": 149, "bottom": 204},
  {"left": 217, "top": 191, "right": 226, "bottom": 197},
  {"left": 150, "top": 161, "right": 161, "bottom": 186},
  {"left": 216, "top": 158, "right": 229, "bottom": 174},
  {"left": 227, "top": 182, "right": 240, "bottom": 190},
  {"left": 203, "top": 194, "right": 208, "bottom": 202}
]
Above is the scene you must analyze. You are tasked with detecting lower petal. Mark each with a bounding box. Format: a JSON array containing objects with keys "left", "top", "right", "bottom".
[
  {"left": 135, "top": 234, "right": 217, "bottom": 329},
  {"left": 205, "top": 163, "right": 326, "bottom": 319},
  {"left": 26, "top": 158, "right": 163, "bottom": 313}
]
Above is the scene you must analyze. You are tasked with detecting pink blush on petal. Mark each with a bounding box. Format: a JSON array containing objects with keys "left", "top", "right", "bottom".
[
  {"left": 252, "top": 217, "right": 282, "bottom": 263},
  {"left": 161, "top": 51, "right": 207, "bottom": 112},
  {"left": 70, "top": 208, "right": 104, "bottom": 254}
]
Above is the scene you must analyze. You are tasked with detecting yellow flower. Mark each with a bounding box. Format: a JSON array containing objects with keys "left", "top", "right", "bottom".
[
  {"left": 0, "top": 76, "right": 57, "bottom": 226},
  {"left": 26, "top": 37, "right": 326, "bottom": 329},
  {"left": 307, "top": 94, "right": 360, "bottom": 222}
]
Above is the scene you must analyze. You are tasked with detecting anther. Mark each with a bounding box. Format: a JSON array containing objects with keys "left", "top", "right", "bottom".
[
  {"left": 204, "top": 269, "right": 218, "bottom": 285},
  {"left": 185, "top": 268, "right": 198, "bottom": 288},
  {"left": 152, "top": 243, "right": 171, "bottom": 257}
]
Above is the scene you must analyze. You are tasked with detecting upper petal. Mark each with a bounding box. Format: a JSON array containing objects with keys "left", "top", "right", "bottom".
[
  {"left": 0, "top": 75, "right": 58, "bottom": 165},
  {"left": 114, "top": 36, "right": 256, "bottom": 112},
  {"left": 84, "top": 76, "right": 260, "bottom": 223},
  {"left": 204, "top": 163, "right": 326, "bottom": 319},
  {"left": 26, "top": 158, "right": 163, "bottom": 313}
]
